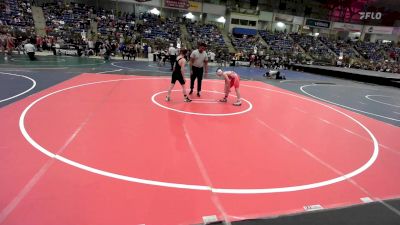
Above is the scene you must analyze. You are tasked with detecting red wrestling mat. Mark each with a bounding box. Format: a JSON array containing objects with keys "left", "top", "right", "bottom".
[{"left": 1, "top": 73, "right": 399, "bottom": 225}]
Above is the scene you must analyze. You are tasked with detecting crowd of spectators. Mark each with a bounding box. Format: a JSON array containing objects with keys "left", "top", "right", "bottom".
[
  {"left": 230, "top": 33, "right": 269, "bottom": 65},
  {"left": 0, "top": 0, "right": 399, "bottom": 74},
  {"left": 186, "top": 22, "right": 227, "bottom": 53},
  {"left": 186, "top": 21, "right": 229, "bottom": 64},
  {"left": 354, "top": 41, "right": 386, "bottom": 61},
  {"left": 42, "top": 2, "right": 91, "bottom": 38},
  {"left": 231, "top": 35, "right": 264, "bottom": 54},
  {"left": 350, "top": 60, "right": 399, "bottom": 73},
  {"left": 290, "top": 33, "right": 335, "bottom": 60},
  {"left": 390, "top": 47, "right": 400, "bottom": 61},
  {"left": 252, "top": 30, "right": 400, "bottom": 73},
  {"left": 136, "top": 12, "right": 180, "bottom": 49},
  {"left": 319, "top": 37, "right": 358, "bottom": 58},
  {"left": 0, "top": 0, "right": 34, "bottom": 31},
  {"left": 41, "top": 2, "right": 145, "bottom": 59},
  {"left": 258, "top": 31, "right": 295, "bottom": 54}
]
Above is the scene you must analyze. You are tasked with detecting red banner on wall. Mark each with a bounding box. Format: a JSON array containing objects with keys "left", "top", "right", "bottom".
[{"left": 164, "top": 0, "right": 189, "bottom": 9}]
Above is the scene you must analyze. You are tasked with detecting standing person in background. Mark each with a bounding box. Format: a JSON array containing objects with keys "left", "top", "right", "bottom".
[
  {"left": 95, "top": 39, "right": 102, "bottom": 56},
  {"left": 131, "top": 45, "right": 136, "bottom": 61},
  {"left": 209, "top": 51, "right": 215, "bottom": 62},
  {"left": 36, "top": 36, "right": 43, "bottom": 52},
  {"left": 189, "top": 42, "right": 208, "bottom": 97},
  {"left": 5, "top": 33, "right": 15, "bottom": 60},
  {"left": 120, "top": 43, "right": 127, "bottom": 60},
  {"left": 144, "top": 44, "right": 148, "bottom": 58},
  {"left": 24, "top": 40, "right": 36, "bottom": 61},
  {"left": 87, "top": 38, "right": 94, "bottom": 52},
  {"left": 0, "top": 32, "right": 6, "bottom": 58},
  {"left": 147, "top": 45, "right": 152, "bottom": 57},
  {"left": 104, "top": 41, "right": 112, "bottom": 60},
  {"left": 168, "top": 43, "right": 177, "bottom": 71}
]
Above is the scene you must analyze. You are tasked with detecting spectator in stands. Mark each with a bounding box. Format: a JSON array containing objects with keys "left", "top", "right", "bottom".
[{"left": 189, "top": 42, "right": 208, "bottom": 97}]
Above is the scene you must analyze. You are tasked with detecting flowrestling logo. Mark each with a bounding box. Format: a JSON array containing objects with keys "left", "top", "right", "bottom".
[{"left": 359, "top": 12, "right": 382, "bottom": 20}]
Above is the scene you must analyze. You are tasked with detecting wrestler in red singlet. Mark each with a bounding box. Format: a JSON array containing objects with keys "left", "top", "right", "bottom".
[{"left": 216, "top": 68, "right": 242, "bottom": 106}]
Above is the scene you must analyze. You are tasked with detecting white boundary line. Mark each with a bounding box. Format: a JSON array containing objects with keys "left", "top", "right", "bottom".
[
  {"left": 192, "top": 98, "right": 219, "bottom": 102},
  {"left": 280, "top": 80, "right": 320, "bottom": 83},
  {"left": 111, "top": 62, "right": 172, "bottom": 74},
  {"left": 147, "top": 64, "right": 171, "bottom": 70},
  {"left": 183, "top": 124, "right": 232, "bottom": 224},
  {"left": 365, "top": 95, "right": 400, "bottom": 108},
  {"left": 19, "top": 78, "right": 379, "bottom": 194},
  {"left": 0, "top": 60, "right": 105, "bottom": 70},
  {"left": 212, "top": 83, "right": 379, "bottom": 194},
  {"left": 96, "top": 69, "right": 122, "bottom": 74},
  {"left": 191, "top": 100, "right": 219, "bottom": 104},
  {"left": 152, "top": 90, "right": 252, "bottom": 116},
  {"left": 0, "top": 69, "right": 32, "bottom": 72},
  {"left": 300, "top": 84, "right": 400, "bottom": 122},
  {"left": 0, "top": 67, "right": 68, "bottom": 70},
  {"left": 70, "top": 61, "right": 106, "bottom": 67},
  {"left": 0, "top": 72, "right": 36, "bottom": 103}
]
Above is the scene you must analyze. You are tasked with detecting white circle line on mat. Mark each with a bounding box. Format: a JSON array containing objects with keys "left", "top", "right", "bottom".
[
  {"left": 19, "top": 78, "right": 379, "bottom": 194},
  {"left": 300, "top": 84, "right": 400, "bottom": 122},
  {"left": 0, "top": 72, "right": 36, "bottom": 103},
  {"left": 152, "top": 90, "right": 252, "bottom": 116},
  {"left": 365, "top": 95, "right": 400, "bottom": 108}
]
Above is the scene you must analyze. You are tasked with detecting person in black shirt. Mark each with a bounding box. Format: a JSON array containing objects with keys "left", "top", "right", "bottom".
[
  {"left": 166, "top": 49, "right": 192, "bottom": 102},
  {"left": 130, "top": 46, "right": 136, "bottom": 61}
]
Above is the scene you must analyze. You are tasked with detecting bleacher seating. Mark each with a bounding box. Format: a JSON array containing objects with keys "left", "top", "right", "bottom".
[
  {"left": 137, "top": 13, "right": 180, "bottom": 47},
  {"left": 186, "top": 22, "right": 227, "bottom": 53},
  {"left": 258, "top": 31, "right": 294, "bottom": 53},
  {"left": 231, "top": 35, "right": 264, "bottom": 54},
  {"left": 319, "top": 37, "right": 357, "bottom": 58},
  {"left": 42, "top": 2, "right": 92, "bottom": 37},
  {"left": 0, "top": 0, "right": 34, "bottom": 29},
  {"left": 290, "top": 33, "right": 334, "bottom": 59},
  {"left": 353, "top": 42, "right": 386, "bottom": 61}
]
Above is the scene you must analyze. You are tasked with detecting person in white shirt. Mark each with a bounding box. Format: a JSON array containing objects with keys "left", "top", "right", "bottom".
[
  {"left": 24, "top": 40, "right": 36, "bottom": 61},
  {"left": 168, "top": 43, "right": 177, "bottom": 71},
  {"left": 209, "top": 51, "right": 216, "bottom": 62},
  {"left": 88, "top": 39, "right": 94, "bottom": 49},
  {"left": 189, "top": 42, "right": 208, "bottom": 97}
]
